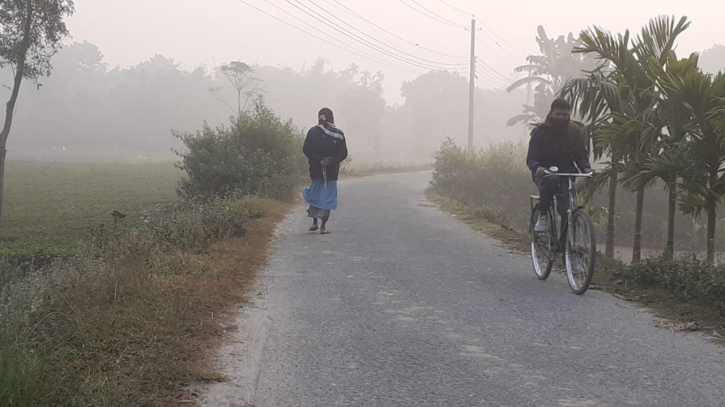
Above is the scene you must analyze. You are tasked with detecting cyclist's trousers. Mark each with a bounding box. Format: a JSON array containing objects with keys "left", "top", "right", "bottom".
[{"left": 536, "top": 175, "right": 569, "bottom": 219}]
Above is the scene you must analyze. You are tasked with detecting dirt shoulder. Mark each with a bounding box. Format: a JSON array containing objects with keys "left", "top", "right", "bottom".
[
  {"left": 426, "top": 190, "right": 725, "bottom": 346},
  {"left": 170, "top": 200, "right": 295, "bottom": 405}
]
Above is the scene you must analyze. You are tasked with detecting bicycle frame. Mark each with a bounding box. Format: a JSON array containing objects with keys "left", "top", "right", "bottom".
[
  {"left": 530, "top": 170, "right": 597, "bottom": 293},
  {"left": 531, "top": 172, "right": 592, "bottom": 256}
]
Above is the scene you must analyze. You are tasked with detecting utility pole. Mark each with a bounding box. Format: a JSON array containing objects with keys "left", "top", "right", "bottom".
[
  {"left": 522, "top": 62, "right": 533, "bottom": 141},
  {"left": 467, "top": 16, "right": 476, "bottom": 154}
]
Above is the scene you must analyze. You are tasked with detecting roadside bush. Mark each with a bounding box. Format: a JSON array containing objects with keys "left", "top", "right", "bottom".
[
  {"left": 174, "top": 100, "right": 306, "bottom": 201},
  {"left": 620, "top": 256, "right": 725, "bottom": 306},
  {"left": 432, "top": 139, "right": 531, "bottom": 230}
]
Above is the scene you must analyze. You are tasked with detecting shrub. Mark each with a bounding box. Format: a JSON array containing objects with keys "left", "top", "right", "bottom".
[
  {"left": 432, "top": 139, "right": 531, "bottom": 230},
  {"left": 621, "top": 256, "right": 725, "bottom": 305},
  {"left": 175, "top": 100, "right": 306, "bottom": 201}
]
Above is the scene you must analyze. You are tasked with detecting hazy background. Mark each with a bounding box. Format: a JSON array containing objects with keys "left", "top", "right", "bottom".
[{"left": 1, "top": 0, "right": 724, "bottom": 161}]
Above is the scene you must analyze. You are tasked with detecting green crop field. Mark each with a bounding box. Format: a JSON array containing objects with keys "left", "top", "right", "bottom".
[{"left": 0, "top": 160, "right": 183, "bottom": 259}]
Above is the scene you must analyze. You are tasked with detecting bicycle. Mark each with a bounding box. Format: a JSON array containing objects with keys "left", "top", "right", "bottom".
[{"left": 529, "top": 167, "right": 596, "bottom": 295}]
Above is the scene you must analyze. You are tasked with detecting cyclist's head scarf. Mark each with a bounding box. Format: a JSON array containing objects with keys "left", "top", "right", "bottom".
[{"left": 545, "top": 98, "right": 571, "bottom": 130}]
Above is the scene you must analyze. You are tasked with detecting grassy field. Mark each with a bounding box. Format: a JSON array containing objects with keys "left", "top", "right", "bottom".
[{"left": 0, "top": 160, "right": 182, "bottom": 259}]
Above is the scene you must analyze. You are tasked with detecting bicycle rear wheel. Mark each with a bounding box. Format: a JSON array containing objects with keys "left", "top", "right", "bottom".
[
  {"left": 530, "top": 205, "right": 554, "bottom": 280},
  {"left": 565, "top": 209, "right": 596, "bottom": 294}
]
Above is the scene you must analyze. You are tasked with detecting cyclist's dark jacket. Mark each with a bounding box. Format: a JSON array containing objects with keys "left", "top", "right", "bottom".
[{"left": 526, "top": 124, "right": 590, "bottom": 175}]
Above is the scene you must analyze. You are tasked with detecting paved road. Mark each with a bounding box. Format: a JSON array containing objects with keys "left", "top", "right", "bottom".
[{"left": 200, "top": 172, "right": 725, "bottom": 407}]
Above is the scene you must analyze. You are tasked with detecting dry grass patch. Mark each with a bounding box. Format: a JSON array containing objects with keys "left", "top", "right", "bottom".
[{"left": 0, "top": 198, "right": 293, "bottom": 407}]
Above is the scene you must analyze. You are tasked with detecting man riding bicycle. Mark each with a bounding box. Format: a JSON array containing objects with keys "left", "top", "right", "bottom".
[{"left": 526, "top": 98, "right": 593, "bottom": 232}]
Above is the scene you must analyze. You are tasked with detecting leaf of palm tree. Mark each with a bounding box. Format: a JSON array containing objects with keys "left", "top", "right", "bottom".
[{"left": 634, "top": 16, "right": 691, "bottom": 64}]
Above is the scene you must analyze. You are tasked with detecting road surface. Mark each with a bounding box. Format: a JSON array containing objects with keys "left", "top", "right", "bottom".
[{"left": 199, "top": 172, "right": 725, "bottom": 407}]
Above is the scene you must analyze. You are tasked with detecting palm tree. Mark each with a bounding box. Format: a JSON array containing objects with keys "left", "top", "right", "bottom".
[
  {"left": 648, "top": 70, "right": 725, "bottom": 262},
  {"left": 627, "top": 53, "right": 700, "bottom": 259},
  {"left": 561, "top": 15, "right": 691, "bottom": 262},
  {"left": 561, "top": 68, "right": 622, "bottom": 259}
]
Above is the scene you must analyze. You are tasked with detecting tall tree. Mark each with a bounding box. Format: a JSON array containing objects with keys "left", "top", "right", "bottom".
[
  {"left": 651, "top": 70, "right": 725, "bottom": 263},
  {"left": 0, "top": 0, "right": 75, "bottom": 220},
  {"left": 631, "top": 53, "right": 700, "bottom": 259},
  {"left": 210, "top": 61, "right": 262, "bottom": 117},
  {"left": 561, "top": 68, "right": 623, "bottom": 259}
]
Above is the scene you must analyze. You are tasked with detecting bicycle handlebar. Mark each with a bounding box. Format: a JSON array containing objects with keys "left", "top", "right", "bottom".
[{"left": 544, "top": 172, "right": 593, "bottom": 178}]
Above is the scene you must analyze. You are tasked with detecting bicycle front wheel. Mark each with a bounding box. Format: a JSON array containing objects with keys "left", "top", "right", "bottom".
[
  {"left": 565, "top": 209, "right": 596, "bottom": 294},
  {"left": 530, "top": 205, "right": 554, "bottom": 280}
]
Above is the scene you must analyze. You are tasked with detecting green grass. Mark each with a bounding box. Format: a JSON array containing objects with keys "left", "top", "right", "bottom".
[{"left": 0, "top": 160, "right": 182, "bottom": 259}]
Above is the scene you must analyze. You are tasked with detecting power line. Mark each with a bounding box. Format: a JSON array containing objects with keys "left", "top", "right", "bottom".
[
  {"left": 258, "top": 0, "right": 423, "bottom": 72},
  {"left": 423, "top": 0, "right": 532, "bottom": 58},
  {"left": 435, "top": 0, "right": 470, "bottom": 15},
  {"left": 318, "top": 0, "right": 398, "bottom": 48},
  {"left": 260, "top": 0, "right": 420, "bottom": 70},
  {"left": 408, "top": 0, "right": 467, "bottom": 28},
  {"left": 476, "top": 60, "right": 510, "bottom": 82},
  {"left": 477, "top": 18, "right": 529, "bottom": 56},
  {"left": 425, "top": 0, "right": 530, "bottom": 57},
  {"left": 396, "top": 0, "right": 466, "bottom": 30},
  {"left": 323, "top": 0, "right": 468, "bottom": 60},
  {"left": 233, "top": 0, "right": 424, "bottom": 74},
  {"left": 476, "top": 74, "right": 507, "bottom": 89},
  {"left": 476, "top": 35, "right": 521, "bottom": 65},
  {"left": 477, "top": 72, "right": 508, "bottom": 89},
  {"left": 304, "top": 0, "right": 469, "bottom": 67},
  {"left": 483, "top": 31, "right": 521, "bottom": 63},
  {"left": 475, "top": 65, "right": 509, "bottom": 88},
  {"left": 285, "top": 0, "right": 467, "bottom": 72}
]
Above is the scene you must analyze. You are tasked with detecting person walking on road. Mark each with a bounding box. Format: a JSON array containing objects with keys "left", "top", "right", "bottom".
[{"left": 302, "top": 107, "right": 348, "bottom": 235}]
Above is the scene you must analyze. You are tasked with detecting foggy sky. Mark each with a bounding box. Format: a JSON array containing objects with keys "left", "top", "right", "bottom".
[{"left": 67, "top": 0, "right": 725, "bottom": 102}]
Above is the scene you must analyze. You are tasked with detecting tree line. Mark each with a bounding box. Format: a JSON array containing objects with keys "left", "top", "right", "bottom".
[{"left": 0, "top": 44, "right": 529, "bottom": 161}]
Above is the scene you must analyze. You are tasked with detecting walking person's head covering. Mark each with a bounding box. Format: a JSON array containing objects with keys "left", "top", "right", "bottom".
[
  {"left": 317, "top": 107, "right": 345, "bottom": 140},
  {"left": 319, "top": 107, "right": 334, "bottom": 124}
]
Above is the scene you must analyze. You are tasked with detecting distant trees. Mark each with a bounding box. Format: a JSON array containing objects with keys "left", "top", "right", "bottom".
[
  {"left": 400, "top": 71, "right": 469, "bottom": 155},
  {"left": 0, "top": 0, "right": 75, "bottom": 220},
  {"left": 337, "top": 66, "right": 386, "bottom": 154},
  {"left": 2, "top": 47, "right": 525, "bottom": 162}
]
